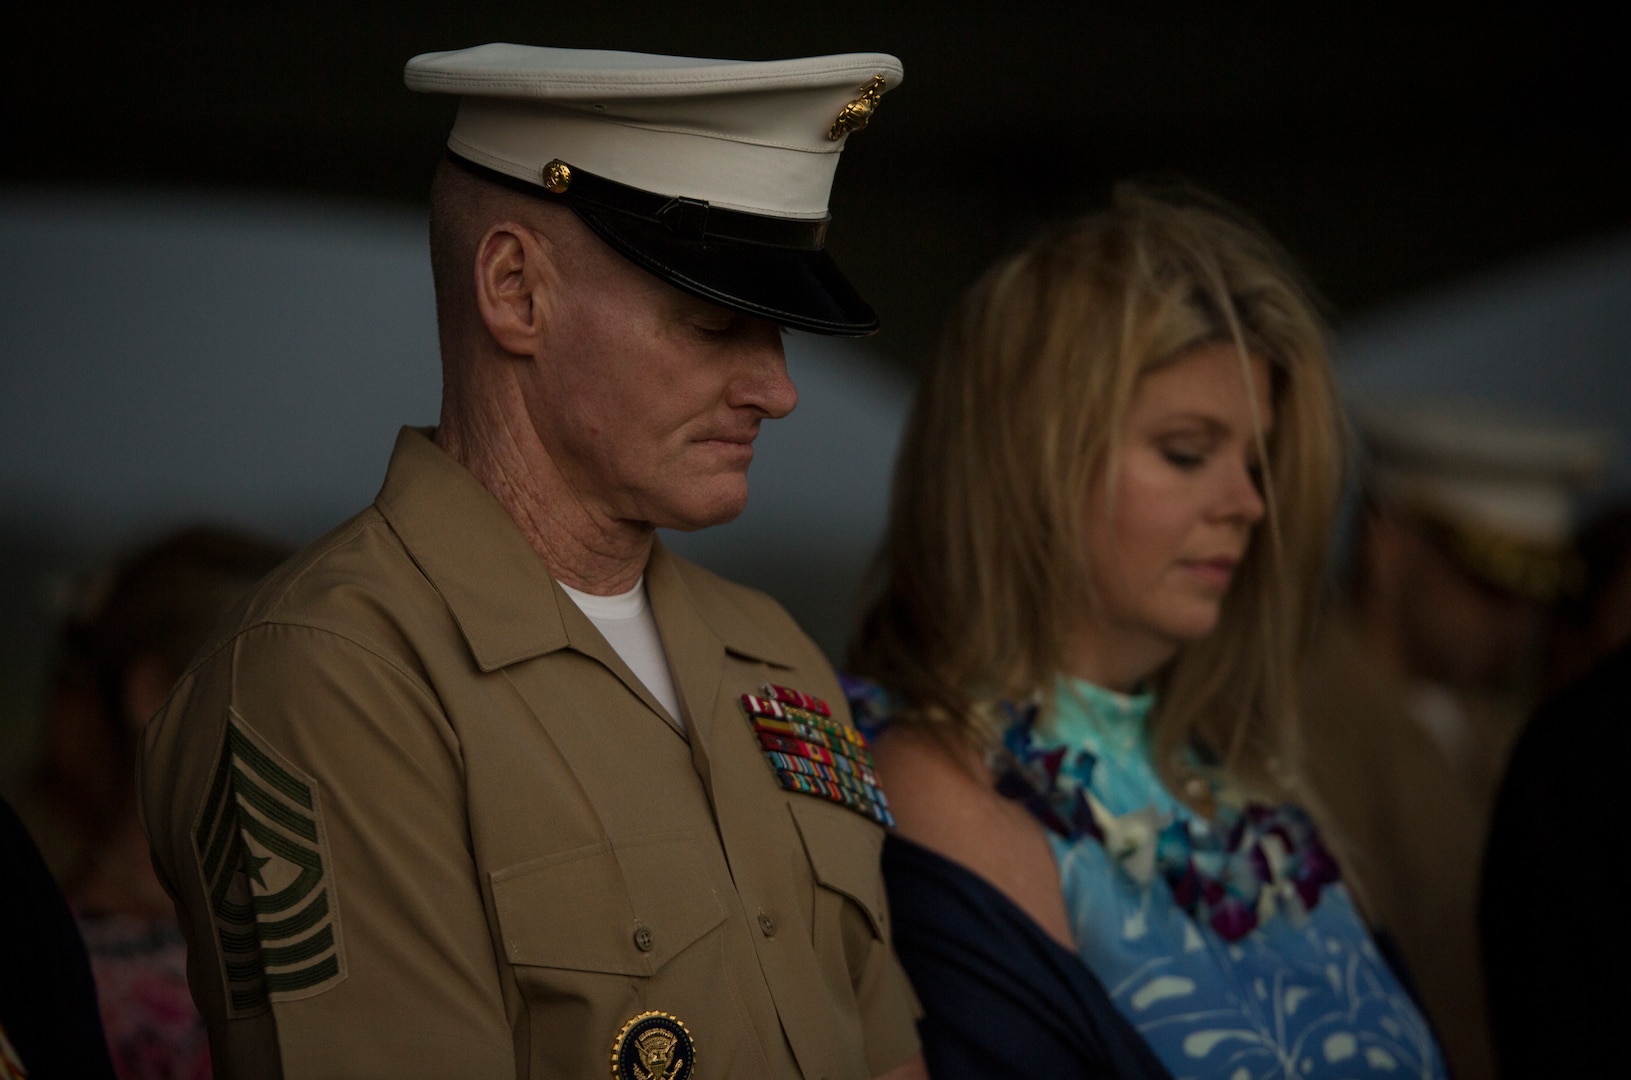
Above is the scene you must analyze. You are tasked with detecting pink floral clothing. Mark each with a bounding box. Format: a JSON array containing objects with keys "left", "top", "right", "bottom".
[{"left": 78, "top": 912, "right": 211, "bottom": 1080}]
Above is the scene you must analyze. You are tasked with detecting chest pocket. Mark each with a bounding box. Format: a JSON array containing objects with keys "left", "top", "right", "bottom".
[
  {"left": 490, "top": 832, "right": 725, "bottom": 975},
  {"left": 789, "top": 798, "right": 888, "bottom": 940}
]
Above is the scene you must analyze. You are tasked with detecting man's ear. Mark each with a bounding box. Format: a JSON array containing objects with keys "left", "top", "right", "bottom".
[{"left": 473, "top": 221, "right": 554, "bottom": 356}]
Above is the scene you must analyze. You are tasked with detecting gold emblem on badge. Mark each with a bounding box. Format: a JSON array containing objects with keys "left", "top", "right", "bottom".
[
  {"left": 827, "top": 74, "right": 887, "bottom": 141},
  {"left": 611, "top": 1011, "right": 695, "bottom": 1080},
  {"left": 543, "top": 159, "right": 573, "bottom": 194}
]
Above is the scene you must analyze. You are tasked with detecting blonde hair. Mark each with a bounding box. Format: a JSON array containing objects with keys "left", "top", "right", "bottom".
[{"left": 849, "top": 182, "right": 1344, "bottom": 801}]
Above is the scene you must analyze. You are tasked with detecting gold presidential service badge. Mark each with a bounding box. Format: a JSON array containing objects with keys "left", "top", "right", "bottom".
[{"left": 611, "top": 1011, "right": 695, "bottom": 1080}]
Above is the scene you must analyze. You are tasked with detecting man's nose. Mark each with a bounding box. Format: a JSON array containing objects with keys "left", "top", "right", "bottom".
[{"left": 730, "top": 323, "right": 797, "bottom": 419}]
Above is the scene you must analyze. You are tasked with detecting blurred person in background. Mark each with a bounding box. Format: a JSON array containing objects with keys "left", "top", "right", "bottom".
[
  {"left": 1479, "top": 497, "right": 1631, "bottom": 1076},
  {"left": 845, "top": 184, "right": 1446, "bottom": 1079},
  {"left": 2, "top": 795, "right": 119, "bottom": 1080},
  {"left": 9, "top": 525, "right": 290, "bottom": 1080},
  {"left": 1299, "top": 402, "right": 1611, "bottom": 1078},
  {"left": 1539, "top": 499, "right": 1631, "bottom": 691}
]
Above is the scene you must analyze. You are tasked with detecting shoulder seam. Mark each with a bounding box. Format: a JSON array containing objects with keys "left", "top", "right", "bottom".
[
  {"left": 255, "top": 514, "right": 382, "bottom": 613},
  {"left": 224, "top": 620, "right": 445, "bottom": 716}
]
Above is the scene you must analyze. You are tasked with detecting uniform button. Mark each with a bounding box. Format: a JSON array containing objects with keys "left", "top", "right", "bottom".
[
  {"left": 758, "top": 913, "right": 777, "bottom": 938},
  {"left": 633, "top": 926, "right": 654, "bottom": 952}
]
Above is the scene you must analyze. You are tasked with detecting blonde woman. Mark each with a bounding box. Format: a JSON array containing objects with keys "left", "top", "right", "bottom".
[{"left": 846, "top": 186, "right": 1447, "bottom": 1079}]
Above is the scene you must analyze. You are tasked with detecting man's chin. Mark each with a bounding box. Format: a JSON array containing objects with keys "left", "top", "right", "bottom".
[{"left": 652, "top": 493, "right": 751, "bottom": 533}]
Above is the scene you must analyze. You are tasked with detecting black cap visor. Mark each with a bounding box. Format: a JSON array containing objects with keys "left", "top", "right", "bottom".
[
  {"left": 573, "top": 209, "right": 878, "bottom": 336},
  {"left": 447, "top": 151, "right": 878, "bottom": 336}
]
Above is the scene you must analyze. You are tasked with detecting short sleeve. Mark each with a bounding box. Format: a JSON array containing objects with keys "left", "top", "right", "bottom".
[{"left": 139, "top": 623, "right": 515, "bottom": 1078}]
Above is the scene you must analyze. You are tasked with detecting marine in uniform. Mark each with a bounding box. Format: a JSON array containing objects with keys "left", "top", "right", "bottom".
[
  {"left": 138, "top": 44, "right": 924, "bottom": 1079},
  {"left": 1299, "top": 397, "right": 1611, "bottom": 1079}
]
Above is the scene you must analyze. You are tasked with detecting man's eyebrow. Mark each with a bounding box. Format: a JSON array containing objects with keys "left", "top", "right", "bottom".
[{"left": 669, "top": 294, "right": 737, "bottom": 320}]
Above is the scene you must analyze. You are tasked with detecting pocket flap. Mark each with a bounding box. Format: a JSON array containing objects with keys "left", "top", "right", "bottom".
[
  {"left": 491, "top": 834, "right": 725, "bottom": 975},
  {"left": 788, "top": 800, "right": 887, "bottom": 938}
]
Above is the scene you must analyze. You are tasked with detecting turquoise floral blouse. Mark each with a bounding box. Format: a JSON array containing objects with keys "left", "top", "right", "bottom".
[{"left": 849, "top": 676, "right": 1448, "bottom": 1080}]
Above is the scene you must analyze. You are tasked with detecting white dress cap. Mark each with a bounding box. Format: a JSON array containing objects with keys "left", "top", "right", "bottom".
[
  {"left": 404, "top": 44, "right": 904, "bottom": 335},
  {"left": 406, "top": 45, "right": 902, "bottom": 220},
  {"left": 1355, "top": 397, "right": 1613, "bottom": 541},
  {"left": 1353, "top": 396, "right": 1616, "bottom": 599}
]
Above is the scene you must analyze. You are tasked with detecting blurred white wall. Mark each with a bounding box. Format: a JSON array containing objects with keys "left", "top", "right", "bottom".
[
  {"left": 1337, "top": 229, "right": 1631, "bottom": 501},
  {"left": 2, "top": 192, "right": 444, "bottom": 538}
]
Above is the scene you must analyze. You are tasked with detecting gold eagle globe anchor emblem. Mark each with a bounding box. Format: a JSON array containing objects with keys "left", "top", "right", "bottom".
[
  {"left": 611, "top": 1011, "right": 695, "bottom": 1080},
  {"left": 827, "top": 74, "right": 888, "bottom": 141}
]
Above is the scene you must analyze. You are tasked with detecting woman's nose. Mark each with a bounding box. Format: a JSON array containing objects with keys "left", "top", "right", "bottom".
[{"left": 1219, "top": 459, "right": 1267, "bottom": 524}]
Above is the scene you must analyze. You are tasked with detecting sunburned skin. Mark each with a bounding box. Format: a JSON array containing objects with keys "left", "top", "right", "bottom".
[{"left": 437, "top": 206, "right": 796, "bottom": 596}]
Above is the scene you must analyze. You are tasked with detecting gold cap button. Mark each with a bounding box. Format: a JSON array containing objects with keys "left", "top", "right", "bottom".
[{"left": 542, "top": 159, "right": 572, "bottom": 194}]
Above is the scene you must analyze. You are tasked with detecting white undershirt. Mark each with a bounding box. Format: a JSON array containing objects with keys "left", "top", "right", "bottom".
[{"left": 556, "top": 577, "right": 684, "bottom": 727}]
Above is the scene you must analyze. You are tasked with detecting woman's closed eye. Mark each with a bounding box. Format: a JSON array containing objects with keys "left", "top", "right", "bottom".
[{"left": 1159, "top": 443, "right": 1209, "bottom": 469}]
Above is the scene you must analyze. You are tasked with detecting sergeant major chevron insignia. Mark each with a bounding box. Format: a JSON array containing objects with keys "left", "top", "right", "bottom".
[{"left": 192, "top": 711, "right": 345, "bottom": 1015}]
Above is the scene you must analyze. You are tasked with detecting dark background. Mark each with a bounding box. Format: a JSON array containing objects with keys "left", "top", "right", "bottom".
[{"left": 8, "top": 4, "right": 1628, "bottom": 371}]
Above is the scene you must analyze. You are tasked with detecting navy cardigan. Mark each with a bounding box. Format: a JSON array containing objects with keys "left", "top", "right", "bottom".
[{"left": 882, "top": 833, "right": 1174, "bottom": 1079}]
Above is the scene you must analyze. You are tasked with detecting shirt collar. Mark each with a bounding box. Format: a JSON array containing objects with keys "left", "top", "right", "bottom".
[{"left": 374, "top": 426, "right": 794, "bottom": 671}]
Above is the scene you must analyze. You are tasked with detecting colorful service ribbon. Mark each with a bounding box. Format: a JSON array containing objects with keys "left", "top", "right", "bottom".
[{"left": 740, "top": 684, "right": 894, "bottom": 827}]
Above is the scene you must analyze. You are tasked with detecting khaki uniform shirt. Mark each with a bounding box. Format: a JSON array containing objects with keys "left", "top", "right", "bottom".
[
  {"left": 139, "top": 427, "right": 920, "bottom": 1079},
  {"left": 1299, "top": 611, "right": 1497, "bottom": 1079}
]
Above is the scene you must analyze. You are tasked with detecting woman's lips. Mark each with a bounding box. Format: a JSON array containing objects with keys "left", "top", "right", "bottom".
[{"left": 1181, "top": 556, "right": 1239, "bottom": 590}]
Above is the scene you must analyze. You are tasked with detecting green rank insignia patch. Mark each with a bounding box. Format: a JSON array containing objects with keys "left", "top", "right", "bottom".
[{"left": 192, "top": 711, "right": 345, "bottom": 1015}]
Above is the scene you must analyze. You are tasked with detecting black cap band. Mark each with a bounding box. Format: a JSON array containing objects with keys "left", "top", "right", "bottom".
[
  {"left": 444, "top": 150, "right": 877, "bottom": 335},
  {"left": 447, "top": 151, "right": 830, "bottom": 251}
]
